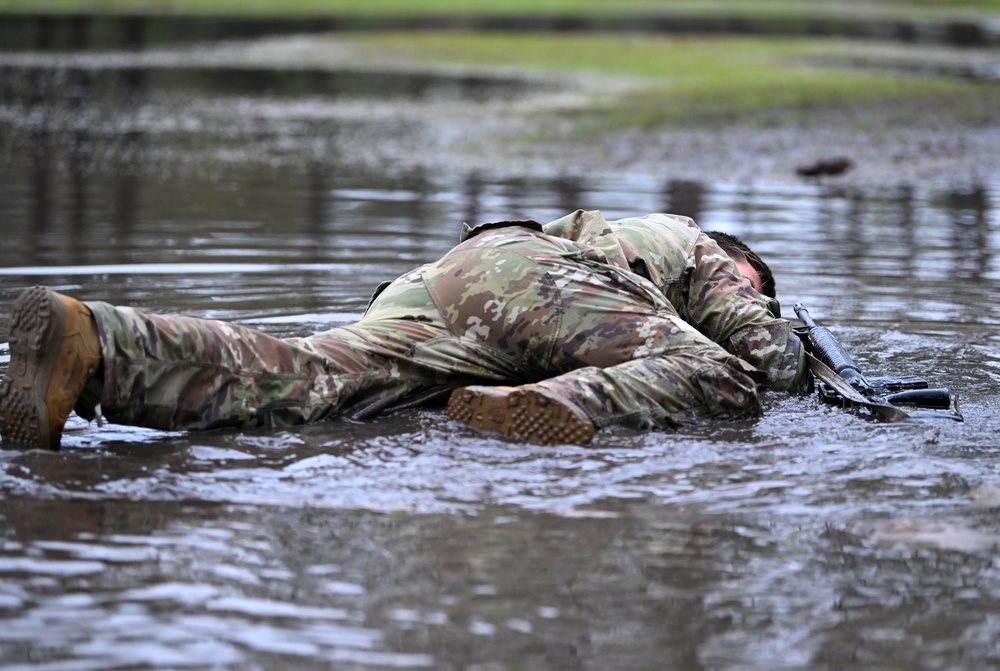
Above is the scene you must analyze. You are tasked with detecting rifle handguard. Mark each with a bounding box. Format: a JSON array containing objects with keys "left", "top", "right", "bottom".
[{"left": 793, "top": 304, "right": 869, "bottom": 391}]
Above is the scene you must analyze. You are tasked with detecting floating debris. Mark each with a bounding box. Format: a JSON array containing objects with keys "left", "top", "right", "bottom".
[{"left": 796, "top": 157, "right": 854, "bottom": 178}]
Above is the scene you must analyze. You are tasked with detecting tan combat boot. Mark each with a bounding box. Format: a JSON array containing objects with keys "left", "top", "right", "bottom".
[
  {"left": 0, "top": 286, "right": 102, "bottom": 450},
  {"left": 447, "top": 384, "right": 595, "bottom": 445}
]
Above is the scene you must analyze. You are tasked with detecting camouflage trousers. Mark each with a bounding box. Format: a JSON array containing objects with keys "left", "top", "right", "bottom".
[{"left": 85, "top": 227, "right": 762, "bottom": 433}]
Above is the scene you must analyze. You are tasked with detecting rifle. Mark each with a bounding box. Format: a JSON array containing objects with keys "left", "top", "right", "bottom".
[{"left": 793, "top": 304, "right": 963, "bottom": 422}]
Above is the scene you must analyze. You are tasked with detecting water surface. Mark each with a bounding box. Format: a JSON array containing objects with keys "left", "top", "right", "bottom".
[{"left": 1, "top": 35, "right": 999, "bottom": 671}]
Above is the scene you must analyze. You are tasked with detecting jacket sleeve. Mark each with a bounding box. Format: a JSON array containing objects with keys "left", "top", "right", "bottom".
[{"left": 687, "top": 233, "right": 808, "bottom": 392}]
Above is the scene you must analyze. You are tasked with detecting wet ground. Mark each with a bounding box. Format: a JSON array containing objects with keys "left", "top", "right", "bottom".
[{"left": 1, "top": 27, "right": 1000, "bottom": 671}]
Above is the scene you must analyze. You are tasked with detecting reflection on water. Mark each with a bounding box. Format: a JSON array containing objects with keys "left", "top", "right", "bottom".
[{"left": 1, "top": 34, "right": 1000, "bottom": 671}]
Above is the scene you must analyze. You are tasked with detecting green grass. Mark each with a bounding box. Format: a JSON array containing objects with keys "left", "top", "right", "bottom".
[
  {"left": 342, "top": 32, "right": 997, "bottom": 129},
  {"left": 2, "top": 2, "right": 996, "bottom": 133},
  {"left": 2, "top": 0, "right": 1000, "bottom": 19}
]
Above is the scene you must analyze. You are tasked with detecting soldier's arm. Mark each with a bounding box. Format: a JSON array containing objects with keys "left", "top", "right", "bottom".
[{"left": 686, "top": 233, "right": 808, "bottom": 392}]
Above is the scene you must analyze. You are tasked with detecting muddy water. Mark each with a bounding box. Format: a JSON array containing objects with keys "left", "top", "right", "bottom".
[{"left": 1, "top": 46, "right": 1000, "bottom": 671}]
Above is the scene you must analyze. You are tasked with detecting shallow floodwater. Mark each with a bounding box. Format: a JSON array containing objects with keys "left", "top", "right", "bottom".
[{"left": 1, "top": 35, "right": 1000, "bottom": 671}]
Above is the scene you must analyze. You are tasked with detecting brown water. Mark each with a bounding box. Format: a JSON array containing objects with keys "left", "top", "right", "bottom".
[{"left": 1, "top": 38, "right": 999, "bottom": 671}]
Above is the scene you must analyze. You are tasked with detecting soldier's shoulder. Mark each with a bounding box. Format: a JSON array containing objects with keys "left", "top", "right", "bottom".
[{"left": 611, "top": 213, "right": 701, "bottom": 250}]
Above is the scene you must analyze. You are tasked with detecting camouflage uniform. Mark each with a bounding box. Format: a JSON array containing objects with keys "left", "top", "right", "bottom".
[{"left": 82, "top": 210, "right": 807, "bottom": 433}]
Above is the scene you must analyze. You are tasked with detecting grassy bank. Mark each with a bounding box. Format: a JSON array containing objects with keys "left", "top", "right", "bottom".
[
  {"left": 3, "top": 0, "right": 997, "bottom": 166},
  {"left": 2, "top": 0, "right": 1000, "bottom": 19},
  {"left": 337, "top": 31, "right": 1000, "bottom": 130},
  {"left": 2, "top": 0, "right": 997, "bottom": 131}
]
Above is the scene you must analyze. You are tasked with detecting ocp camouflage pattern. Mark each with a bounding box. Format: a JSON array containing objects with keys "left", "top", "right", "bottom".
[{"left": 85, "top": 210, "right": 807, "bottom": 433}]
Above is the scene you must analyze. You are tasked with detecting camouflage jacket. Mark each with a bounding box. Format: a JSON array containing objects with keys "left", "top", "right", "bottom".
[{"left": 463, "top": 210, "right": 807, "bottom": 391}]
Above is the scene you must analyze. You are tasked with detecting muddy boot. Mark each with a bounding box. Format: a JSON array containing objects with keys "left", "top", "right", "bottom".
[
  {"left": 447, "top": 384, "right": 595, "bottom": 445},
  {"left": 0, "top": 286, "right": 103, "bottom": 450}
]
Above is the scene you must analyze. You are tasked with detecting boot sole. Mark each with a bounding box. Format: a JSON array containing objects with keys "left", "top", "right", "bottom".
[
  {"left": 447, "top": 386, "right": 595, "bottom": 445},
  {"left": 0, "top": 286, "right": 63, "bottom": 450}
]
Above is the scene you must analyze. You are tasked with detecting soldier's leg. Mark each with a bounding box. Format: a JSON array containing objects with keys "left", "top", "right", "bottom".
[
  {"left": 0, "top": 272, "right": 457, "bottom": 446},
  {"left": 534, "top": 344, "right": 763, "bottom": 431},
  {"left": 87, "top": 304, "right": 440, "bottom": 432},
  {"left": 539, "top": 296, "right": 764, "bottom": 430},
  {"left": 86, "top": 268, "right": 473, "bottom": 432},
  {"left": 438, "top": 230, "right": 763, "bottom": 442},
  {"left": 447, "top": 318, "right": 762, "bottom": 444}
]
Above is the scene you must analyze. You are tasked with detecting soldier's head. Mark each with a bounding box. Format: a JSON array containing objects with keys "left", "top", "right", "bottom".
[{"left": 705, "top": 231, "right": 776, "bottom": 299}]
